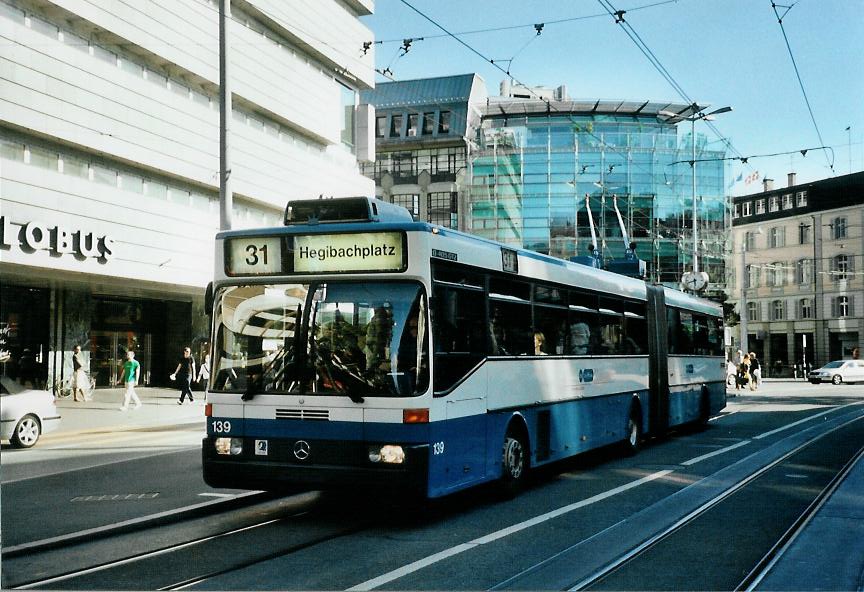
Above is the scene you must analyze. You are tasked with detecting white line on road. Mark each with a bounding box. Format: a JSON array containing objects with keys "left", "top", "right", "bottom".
[
  {"left": 753, "top": 401, "right": 863, "bottom": 440},
  {"left": 681, "top": 440, "right": 752, "bottom": 466},
  {"left": 346, "top": 469, "right": 673, "bottom": 591},
  {"left": 197, "top": 492, "right": 236, "bottom": 498}
]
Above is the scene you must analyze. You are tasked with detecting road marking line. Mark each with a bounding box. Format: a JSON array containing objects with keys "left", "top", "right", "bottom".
[
  {"left": 197, "top": 493, "right": 236, "bottom": 498},
  {"left": 346, "top": 469, "right": 673, "bottom": 591},
  {"left": 753, "top": 402, "right": 863, "bottom": 440},
  {"left": 681, "top": 440, "right": 751, "bottom": 466}
]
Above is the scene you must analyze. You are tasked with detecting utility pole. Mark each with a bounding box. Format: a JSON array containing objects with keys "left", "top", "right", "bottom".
[{"left": 219, "top": 0, "right": 233, "bottom": 230}]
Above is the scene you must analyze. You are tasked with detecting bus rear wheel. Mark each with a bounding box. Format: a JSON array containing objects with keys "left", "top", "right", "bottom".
[
  {"left": 499, "top": 430, "right": 528, "bottom": 497},
  {"left": 623, "top": 408, "right": 641, "bottom": 456}
]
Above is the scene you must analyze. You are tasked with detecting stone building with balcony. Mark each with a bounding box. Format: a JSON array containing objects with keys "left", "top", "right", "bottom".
[
  {"left": 359, "top": 73, "right": 487, "bottom": 228},
  {"left": 728, "top": 172, "right": 864, "bottom": 375}
]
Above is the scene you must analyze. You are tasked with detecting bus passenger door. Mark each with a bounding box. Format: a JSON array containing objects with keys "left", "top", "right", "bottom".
[{"left": 646, "top": 285, "right": 669, "bottom": 434}]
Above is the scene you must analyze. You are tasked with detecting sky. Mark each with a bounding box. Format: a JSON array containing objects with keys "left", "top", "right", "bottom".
[{"left": 361, "top": 0, "right": 864, "bottom": 196}]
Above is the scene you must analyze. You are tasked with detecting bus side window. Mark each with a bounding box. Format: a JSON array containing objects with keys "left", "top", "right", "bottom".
[
  {"left": 489, "top": 300, "right": 532, "bottom": 355},
  {"left": 667, "top": 307, "right": 680, "bottom": 354},
  {"left": 597, "top": 298, "right": 624, "bottom": 355}
]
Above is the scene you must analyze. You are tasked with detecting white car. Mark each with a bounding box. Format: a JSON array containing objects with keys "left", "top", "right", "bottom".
[
  {"left": 808, "top": 360, "right": 864, "bottom": 385},
  {"left": 1, "top": 376, "right": 62, "bottom": 448}
]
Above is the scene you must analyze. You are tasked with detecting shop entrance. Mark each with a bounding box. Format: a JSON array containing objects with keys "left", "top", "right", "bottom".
[{"left": 90, "top": 331, "right": 152, "bottom": 387}]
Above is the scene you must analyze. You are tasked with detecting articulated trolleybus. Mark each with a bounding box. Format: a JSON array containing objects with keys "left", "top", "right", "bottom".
[{"left": 203, "top": 197, "right": 725, "bottom": 498}]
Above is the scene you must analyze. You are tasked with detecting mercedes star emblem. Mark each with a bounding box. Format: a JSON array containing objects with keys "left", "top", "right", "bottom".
[{"left": 293, "top": 440, "right": 311, "bottom": 460}]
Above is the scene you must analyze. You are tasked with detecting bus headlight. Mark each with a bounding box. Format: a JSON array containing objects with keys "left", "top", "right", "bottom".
[
  {"left": 215, "top": 437, "right": 243, "bottom": 455},
  {"left": 369, "top": 445, "right": 405, "bottom": 464}
]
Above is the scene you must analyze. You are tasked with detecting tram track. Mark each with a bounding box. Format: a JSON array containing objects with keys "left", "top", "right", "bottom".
[{"left": 572, "top": 413, "right": 864, "bottom": 591}]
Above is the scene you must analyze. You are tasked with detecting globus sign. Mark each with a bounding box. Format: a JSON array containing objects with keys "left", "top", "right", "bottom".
[{"left": 0, "top": 216, "right": 115, "bottom": 261}]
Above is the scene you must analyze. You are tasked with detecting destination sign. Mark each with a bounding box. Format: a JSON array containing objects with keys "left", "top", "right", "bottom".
[{"left": 293, "top": 232, "right": 405, "bottom": 273}]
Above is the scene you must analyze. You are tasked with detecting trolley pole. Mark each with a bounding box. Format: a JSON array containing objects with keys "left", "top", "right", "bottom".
[{"left": 219, "top": 0, "right": 233, "bottom": 230}]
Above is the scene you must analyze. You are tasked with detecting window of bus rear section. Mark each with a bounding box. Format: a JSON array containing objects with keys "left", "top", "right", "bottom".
[{"left": 210, "top": 282, "right": 429, "bottom": 398}]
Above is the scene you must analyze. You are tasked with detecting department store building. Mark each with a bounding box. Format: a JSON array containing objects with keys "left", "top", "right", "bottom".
[{"left": 0, "top": 0, "right": 375, "bottom": 388}]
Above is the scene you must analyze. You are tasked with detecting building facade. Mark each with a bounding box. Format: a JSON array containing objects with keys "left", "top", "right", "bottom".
[
  {"left": 728, "top": 172, "right": 864, "bottom": 375},
  {"left": 0, "top": 0, "right": 375, "bottom": 389},
  {"left": 359, "top": 74, "right": 486, "bottom": 229},
  {"left": 361, "top": 76, "right": 728, "bottom": 292}
]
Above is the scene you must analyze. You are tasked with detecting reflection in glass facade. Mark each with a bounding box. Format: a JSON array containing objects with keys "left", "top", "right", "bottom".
[{"left": 469, "top": 111, "right": 727, "bottom": 287}]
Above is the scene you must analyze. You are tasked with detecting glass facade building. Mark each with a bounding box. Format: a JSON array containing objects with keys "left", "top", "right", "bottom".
[{"left": 470, "top": 101, "right": 727, "bottom": 288}]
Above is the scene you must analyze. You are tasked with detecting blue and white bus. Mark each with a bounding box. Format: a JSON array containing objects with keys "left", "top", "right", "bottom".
[{"left": 202, "top": 197, "right": 725, "bottom": 498}]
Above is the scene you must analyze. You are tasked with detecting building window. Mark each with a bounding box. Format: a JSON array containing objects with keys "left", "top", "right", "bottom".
[
  {"left": 375, "top": 115, "right": 386, "bottom": 138},
  {"left": 796, "top": 191, "right": 808, "bottom": 207},
  {"left": 769, "top": 226, "right": 785, "bottom": 248},
  {"left": 743, "top": 201, "right": 752, "bottom": 217},
  {"left": 796, "top": 259, "right": 811, "bottom": 285},
  {"left": 746, "top": 264, "right": 759, "bottom": 289},
  {"left": 798, "top": 223, "right": 811, "bottom": 244},
  {"left": 798, "top": 298, "right": 812, "bottom": 319},
  {"left": 392, "top": 152, "right": 416, "bottom": 176},
  {"left": 769, "top": 196, "right": 780, "bottom": 212},
  {"left": 391, "top": 194, "right": 419, "bottom": 219},
  {"left": 428, "top": 192, "right": 457, "bottom": 228},
  {"left": 747, "top": 301, "right": 760, "bottom": 321},
  {"left": 755, "top": 199, "right": 765, "bottom": 214},
  {"left": 438, "top": 111, "right": 451, "bottom": 134},
  {"left": 782, "top": 193, "right": 793, "bottom": 209},
  {"left": 768, "top": 263, "right": 785, "bottom": 287},
  {"left": 422, "top": 112, "right": 435, "bottom": 135},
  {"left": 734, "top": 203, "right": 741, "bottom": 219},
  {"left": 745, "top": 231, "right": 757, "bottom": 251},
  {"left": 832, "top": 254, "right": 852, "bottom": 281},
  {"left": 832, "top": 217, "right": 848, "bottom": 240},
  {"left": 390, "top": 114, "right": 403, "bottom": 138},
  {"left": 406, "top": 113, "right": 419, "bottom": 137},
  {"left": 832, "top": 296, "right": 851, "bottom": 318},
  {"left": 772, "top": 300, "right": 785, "bottom": 320}
]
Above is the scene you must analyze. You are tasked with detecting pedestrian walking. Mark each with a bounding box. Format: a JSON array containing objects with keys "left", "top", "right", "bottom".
[
  {"left": 72, "top": 344, "right": 89, "bottom": 402},
  {"left": 197, "top": 353, "right": 211, "bottom": 388},
  {"left": 736, "top": 354, "right": 751, "bottom": 393},
  {"left": 116, "top": 350, "right": 142, "bottom": 410},
  {"left": 171, "top": 346, "right": 197, "bottom": 404},
  {"left": 749, "top": 352, "right": 761, "bottom": 390}
]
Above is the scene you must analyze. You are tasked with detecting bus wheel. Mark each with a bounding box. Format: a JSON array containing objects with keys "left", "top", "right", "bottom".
[
  {"left": 499, "top": 430, "right": 528, "bottom": 497},
  {"left": 698, "top": 388, "right": 711, "bottom": 428},
  {"left": 623, "top": 407, "right": 641, "bottom": 456}
]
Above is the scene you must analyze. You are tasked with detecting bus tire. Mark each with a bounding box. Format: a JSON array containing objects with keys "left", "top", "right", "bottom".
[
  {"left": 499, "top": 427, "right": 529, "bottom": 497},
  {"left": 690, "top": 387, "right": 711, "bottom": 432},
  {"left": 623, "top": 405, "right": 642, "bottom": 456}
]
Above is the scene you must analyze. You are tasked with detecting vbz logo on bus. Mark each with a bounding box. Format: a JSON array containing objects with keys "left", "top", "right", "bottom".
[{"left": 578, "top": 368, "right": 594, "bottom": 383}]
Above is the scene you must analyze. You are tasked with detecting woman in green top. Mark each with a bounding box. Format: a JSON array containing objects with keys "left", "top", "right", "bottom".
[{"left": 117, "top": 350, "right": 142, "bottom": 410}]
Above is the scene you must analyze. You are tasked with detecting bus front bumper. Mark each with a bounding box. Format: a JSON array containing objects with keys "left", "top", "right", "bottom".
[{"left": 202, "top": 437, "right": 429, "bottom": 495}]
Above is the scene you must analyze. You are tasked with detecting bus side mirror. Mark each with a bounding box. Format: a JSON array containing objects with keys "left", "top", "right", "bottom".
[{"left": 205, "top": 282, "right": 214, "bottom": 316}]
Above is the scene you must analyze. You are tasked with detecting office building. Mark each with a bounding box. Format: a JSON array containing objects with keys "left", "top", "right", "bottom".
[{"left": 729, "top": 172, "right": 863, "bottom": 374}]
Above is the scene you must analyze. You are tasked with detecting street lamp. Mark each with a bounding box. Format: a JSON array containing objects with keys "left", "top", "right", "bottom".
[{"left": 660, "top": 105, "right": 732, "bottom": 291}]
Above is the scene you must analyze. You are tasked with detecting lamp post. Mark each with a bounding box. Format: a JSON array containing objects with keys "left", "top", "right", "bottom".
[{"left": 660, "top": 105, "right": 732, "bottom": 290}]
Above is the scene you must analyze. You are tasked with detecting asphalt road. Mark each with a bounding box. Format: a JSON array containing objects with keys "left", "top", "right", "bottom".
[{"left": 3, "top": 381, "right": 863, "bottom": 591}]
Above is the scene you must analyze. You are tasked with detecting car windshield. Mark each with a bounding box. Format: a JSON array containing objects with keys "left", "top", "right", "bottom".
[
  {"left": 211, "top": 282, "right": 428, "bottom": 399},
  {"left": 822, "top": 361, "right": 844, "bottom": 369}
]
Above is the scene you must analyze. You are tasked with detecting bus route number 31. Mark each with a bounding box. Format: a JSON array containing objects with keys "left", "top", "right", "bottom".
[
  {"left": 212, "top": 420, "right": 232, "bottom": 433},
  {"left": 228, "top": 237, "right": 281, "bottom": 275}
]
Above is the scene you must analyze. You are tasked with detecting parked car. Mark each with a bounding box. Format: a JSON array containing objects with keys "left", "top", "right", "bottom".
[
  {"left": 0, "top": 376, "right": 61, "bottom": 448},
  {"left": 808, "top": 360, "right": 864, "bottom": 385}
]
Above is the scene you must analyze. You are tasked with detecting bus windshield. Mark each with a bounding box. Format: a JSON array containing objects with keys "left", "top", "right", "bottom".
[{"left": 211, "top": 282, "right": 428, "bottom": 399}]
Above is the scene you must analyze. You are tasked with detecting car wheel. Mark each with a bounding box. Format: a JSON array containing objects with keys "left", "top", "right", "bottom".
[
  {"left": 11, "top": 414, "right": 41, "bottom": 448},
  {"left": 499, "top": 429, "right": 529, "bottom": 497},
  {"left": 831, "top": 374, "right": 842, "bottom": 385}
]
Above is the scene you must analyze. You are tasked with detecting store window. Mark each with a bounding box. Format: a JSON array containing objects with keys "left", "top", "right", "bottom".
[{"left": 0, "top": 285, "right": 50, "bottom": 389}]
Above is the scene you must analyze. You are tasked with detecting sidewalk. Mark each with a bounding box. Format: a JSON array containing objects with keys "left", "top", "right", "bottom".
[{"left": 49, "top": 387, "right": 206, "bottom": 438}]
